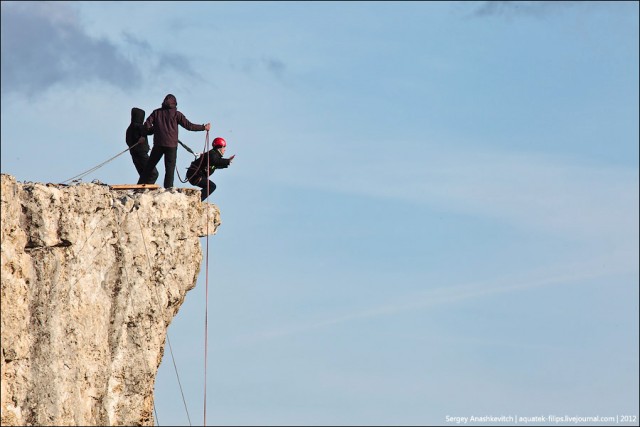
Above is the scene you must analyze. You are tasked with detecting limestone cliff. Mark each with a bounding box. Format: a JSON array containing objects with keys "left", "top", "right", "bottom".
[{"left": 0, "top": 174, "right": 220, "bottom": 426}]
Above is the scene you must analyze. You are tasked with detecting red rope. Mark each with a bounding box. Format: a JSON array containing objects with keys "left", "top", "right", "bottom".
[{"left": 203, "top": 130, "right": 210, "bottom": 427}]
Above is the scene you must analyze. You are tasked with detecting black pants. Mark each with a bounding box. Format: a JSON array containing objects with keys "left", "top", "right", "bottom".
[
  {"left": 138, "top": 146, "right": 177, "bottom": 188},
  {"left": 129, "top": 145, "right": 159, "bottom": 184},
  {"left": 188, "top": 174, "right": 217, "bottom": 201}
]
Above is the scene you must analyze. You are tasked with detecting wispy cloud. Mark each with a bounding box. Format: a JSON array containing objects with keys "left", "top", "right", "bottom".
[
  {"left": 230, "top": 55, "right": 287, "bottom": 81},
  {"left": 121, "top": 32, "right": 201, "bottom": 83},
  {"left": 231, "top": 251, "right": 636, "bottom": 347},
  {"left": 0, "top": 2, "right": 200, "bottom": 98},
  {"left": 1, "top": 2, "right": 140, "bottom": 97},
  {"left": 272, "top": 141, "right": 639, "bottom": 245},
  {"left": 262, "top": 57, "right": 286, "bottom": 80},
  {"left": 472, "top": 1, "right": 583, "bottom": 18}
]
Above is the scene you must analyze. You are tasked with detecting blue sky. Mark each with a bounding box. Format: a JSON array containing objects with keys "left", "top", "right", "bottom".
[{"left": 1, "top": 1, "right": 638, "bottom": 426}]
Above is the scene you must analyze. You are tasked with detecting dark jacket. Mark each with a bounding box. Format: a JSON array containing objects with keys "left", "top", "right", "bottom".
[
  {"left": 187, "top": 148, "right": 231, "bottom": 181},
  {"left": 125, "top": 107, "right": 153, "bottom": 149},
  {"left": 144, "top": 94, "right": 205, "bottom": 148}
]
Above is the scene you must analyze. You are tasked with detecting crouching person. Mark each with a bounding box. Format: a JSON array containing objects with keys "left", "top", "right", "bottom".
[{"left": 187, "top": 137, "right": 234, "bottom": 201}]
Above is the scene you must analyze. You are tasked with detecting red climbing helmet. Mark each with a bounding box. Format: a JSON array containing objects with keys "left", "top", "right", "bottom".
[{"left": 213, "top": 137, "right": 227, "bottom": 148}]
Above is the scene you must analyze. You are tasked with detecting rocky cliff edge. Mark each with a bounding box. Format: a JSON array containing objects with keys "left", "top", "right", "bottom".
[{"left": 0, "top": 174, "right": 220, "bottom": 426}]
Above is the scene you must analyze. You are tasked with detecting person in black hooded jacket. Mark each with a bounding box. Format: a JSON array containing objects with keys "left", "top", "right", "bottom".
[
  {"left": 125, "top": 107, "right": 158, "bottom": 183},
  {"left": 187, "top": 137, "right": 234, "bottom": 201},
  {"left": 138, "top": 94, "right": 211, "bottom": 188}
]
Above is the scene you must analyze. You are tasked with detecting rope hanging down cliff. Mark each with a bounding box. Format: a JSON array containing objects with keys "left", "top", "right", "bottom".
[
  {"left": 203, "top": 131, "right": 212, "bottom": 427},
  {"left": 57, "top": 130, "right": 213, "bottom": 426},
  {"left": 132, "top": 130, "right": 213, "bottom": 427}
]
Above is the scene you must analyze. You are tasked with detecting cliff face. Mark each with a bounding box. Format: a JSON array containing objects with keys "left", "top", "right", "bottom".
[{"left": 0, "top": 174, "right": 220, "bottom": 426}]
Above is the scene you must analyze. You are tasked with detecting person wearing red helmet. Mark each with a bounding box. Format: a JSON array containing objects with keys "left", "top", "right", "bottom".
[{"left": 186, "top": 137, "right": 235, "bottom": 201}]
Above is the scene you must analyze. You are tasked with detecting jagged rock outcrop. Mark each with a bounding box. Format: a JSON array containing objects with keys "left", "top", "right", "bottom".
[{"left": 0, "top": 174, "right": 220, "bottom": 426}]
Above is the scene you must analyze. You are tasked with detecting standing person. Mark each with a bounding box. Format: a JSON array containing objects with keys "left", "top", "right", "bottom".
[
  {"left": 138, "top": 94, "right": 211, "bottom": 188},
  {"left": 125, "top": 107, "right": 158, "bottom": 183},
  {"left": 187, "top": 137, "right": 235, "bottom": 201}
]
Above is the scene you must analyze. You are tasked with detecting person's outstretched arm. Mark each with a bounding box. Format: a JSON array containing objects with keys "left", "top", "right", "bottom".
[{"left": 177, "top": 111, "right": 208, "bottom": 132}]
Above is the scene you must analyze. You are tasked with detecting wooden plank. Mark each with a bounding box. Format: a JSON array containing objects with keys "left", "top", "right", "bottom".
[{"left": 109, "top": 184, "right": 161, "bottom": 190}]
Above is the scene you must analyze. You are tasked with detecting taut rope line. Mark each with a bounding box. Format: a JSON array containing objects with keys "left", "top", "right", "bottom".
[{"left": 60, "top": 140, "right": 141, "bottom": 184}]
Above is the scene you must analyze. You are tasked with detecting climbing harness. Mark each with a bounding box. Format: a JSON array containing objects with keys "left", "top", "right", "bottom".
[{"left": 176, "top": 138, "right": 211, "bottom": 184}]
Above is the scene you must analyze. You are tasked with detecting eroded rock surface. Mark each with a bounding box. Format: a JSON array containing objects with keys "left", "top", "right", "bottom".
[{"left": 1, "top": 174, "right": 219, "bottom": 426}]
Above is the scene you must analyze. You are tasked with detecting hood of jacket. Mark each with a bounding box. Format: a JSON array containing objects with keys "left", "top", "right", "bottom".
[
  {"left": 130, "top": 107, "right": 145, "bottom": 125},
  {"left": 162, "top": 94, "right": 177, "bottom": 109}
]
